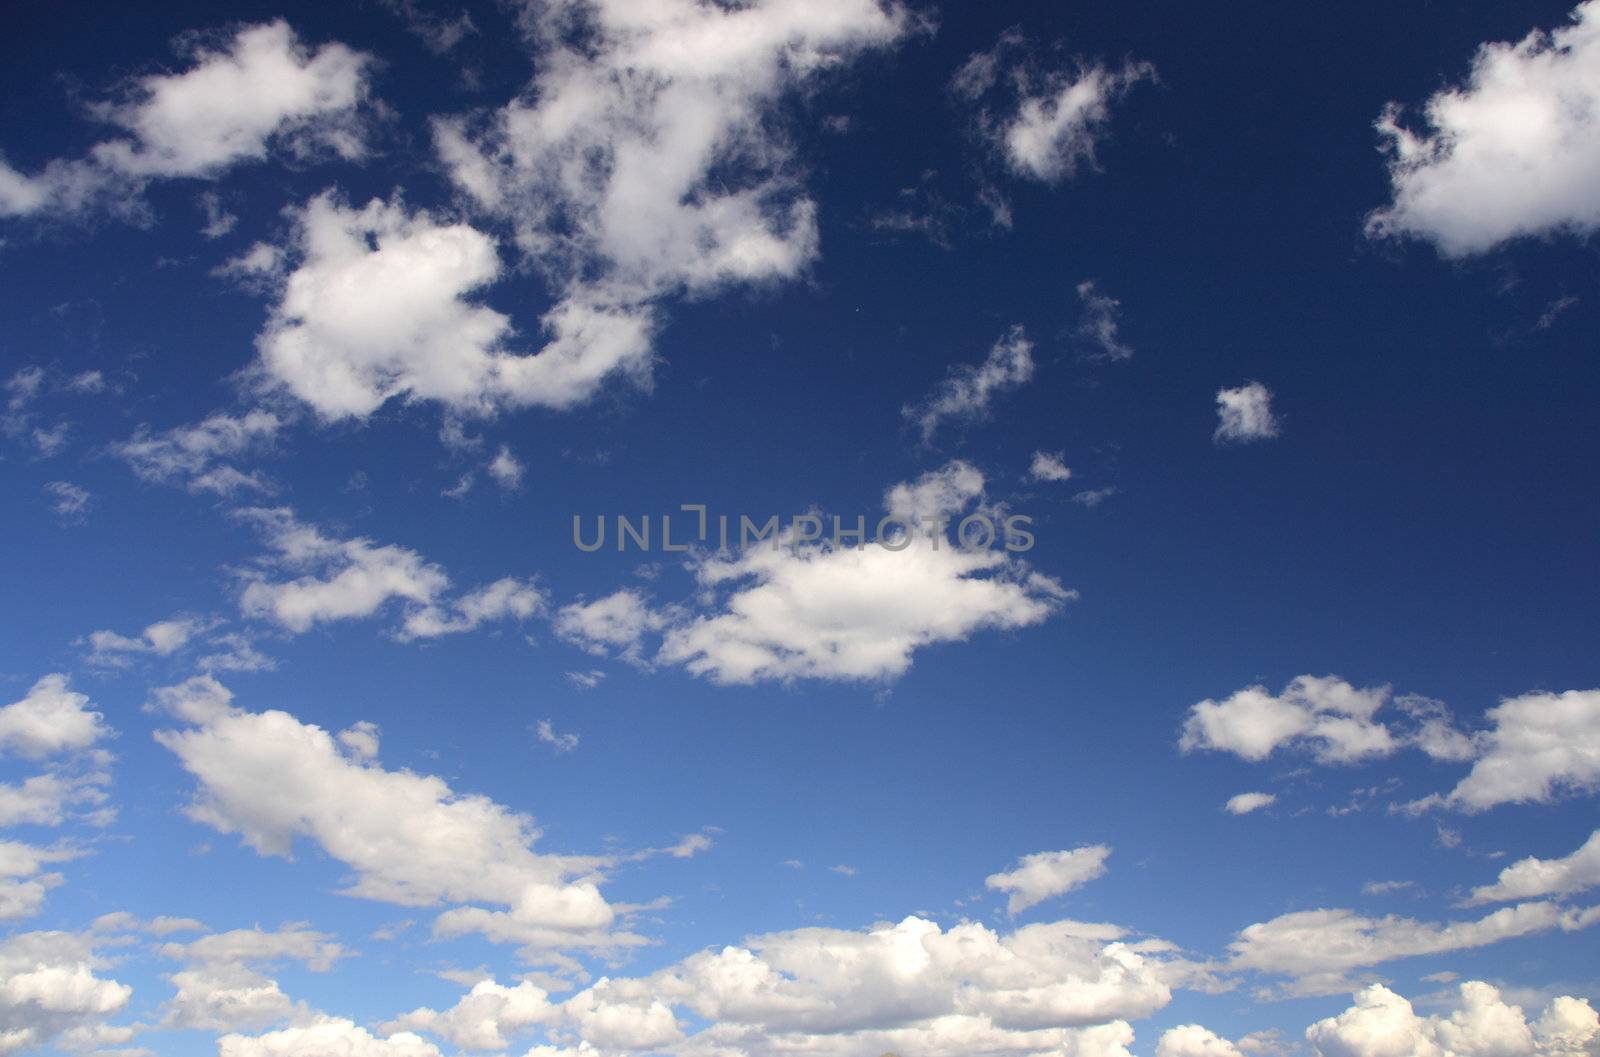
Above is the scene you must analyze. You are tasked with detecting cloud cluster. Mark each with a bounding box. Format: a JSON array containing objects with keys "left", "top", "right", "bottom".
[
  {"left": 0, "top": 927, "right": 133, "bottom": 1055},
  {"left": 1306, "top": 981, "right": 1599, "bottom": 1057},
  {"left": 1369, "top": 1, "right": 1600, "bottom": 256},
  {"left": 113, "top": 411, "right": 282, "bottom": 496}
]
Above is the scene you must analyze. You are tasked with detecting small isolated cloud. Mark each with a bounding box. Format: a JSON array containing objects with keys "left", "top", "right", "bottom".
[
  {"left": 1076, "top": 281, "right": 1133, "bottom": 361},
  {"left": 1214, "top": 382, "right": 1279, "bottom": 444},
  {"left": 0, "top": 675, "right": 110, "bottom": 760},
  {"left": 985, "top": 846, "right": 1111, "bottom": 914},
  {"left": 1468, "top": 827, "right": 1600, "bottom": 905},
  {"left": 43, "top": 481, "right": 91, "bottom": 521},
  {"left": 535, "top": 720, "right": 578, "bottom": 754},
  {"left": 113, "top": 410, "right": 281, "bottom": 495},
  {"left": 84, "top": 616, "right": 214, "bottom": 667},
  {"left": 903, "top": 325, "right": 1034, "bottom": 443},
  {"left": 487, "top": 446, "right": 524, "bottom": 490},
  {"left": 1028, "top": 451, "right": 1072, "bottom": 482},
  {"left": 566, "top": 670, "right": 605, "bottom": 691},
  {"left": 955, "top": 31, "right": 1154, "bottom": 185},
  {"left": 1072, "top": 486, "right": 1117, "bottom": 509},
  {"left": 1368, "top": 1, "right": 1600, "bottom": 256},
  {"left": 1225, "top": 792, "right": 1276, "bottom": 816}
]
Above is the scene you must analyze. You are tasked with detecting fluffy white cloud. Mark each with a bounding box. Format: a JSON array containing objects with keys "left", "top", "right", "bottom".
[
  {"left": 162, "top": 963, "right": 301, "bottom": 1032},
  {"left": 1433, "top": 689, "right": 1600, "bottom": 812},
  {"left": 386, "top": 915, "right": 1176, "bottom": 1057},
  {"left": 436, "top": 0, "right": 908, "bottom": 296},
  {"left": 554, "top": 589, "right": 667, "bottom": 662},
  {"left": 0, "top": 675, "right": 109, "bottom": 760},
  {"left": 85, "top": 616, "right": 214, "bottom": 667},
  {"left": 986, "top": 847, "right": 1112, "bottom": 915},
  {"left": 0, "top": 841, "right": 79, "bottom": 921},
  {"left": 1227, "top": 902, "right": 1600, "bottom": 996},
  {"left": 0, "top": 21, "right": 371, "bottom": 219},
  {"left": 246, "top": 192, "right": 655, "bottom": 420},
  {"left": 1180, "top": 676, "right": 1397, "bottom": 765},
  {"left": 1306, "top": 981, "right": 1600, "bottom": 1057},
  {"left": 903, "top": 326, "right": 1034, "bottom": 442},
  {"left": 659, "top": 463, "right": 1070, "bottom": 683},
  {"left": 1224, "top": 792, "right": 1277, "bottom": 816},
  {"left": 1214, "top": 382, "right": 1280, "bottom": 444},
  {"left": 1468, "top": 828, "right": 1600, "bottom": 905},
  {"left": 220, "top": 1017, "right": 441, "bottom": 1057},
  {"left": 1368, "top": 2, "right": 1600, "bottom": 256},
  {"left": 113, "top": 411, "right": 281, "bottom": 495},
  {"left": 1157, "top": 1024, "right": 1247, "bottom": 1057},
  {"left": 152, "top": 680, "right": 642, "bottom": 961},
  {"left": 383, "top": 980, "right": 555, "bottom": 1050},
  {"left": 235, "top": 508, "right": 539, "bottom": 641},
  {"left": 487, "top": 445, "right": 524, "bottom": 489},
  {"left": 1028, "top": 451, "right": 1073, "bottom": 482},
  {"left": 0, "top": 928, "right": 132, "bottom": 1056}
]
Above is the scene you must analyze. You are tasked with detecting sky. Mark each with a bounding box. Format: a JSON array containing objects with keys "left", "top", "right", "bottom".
[{"left": 0, "top": 1, "right": 1599, "bottom": 1056}]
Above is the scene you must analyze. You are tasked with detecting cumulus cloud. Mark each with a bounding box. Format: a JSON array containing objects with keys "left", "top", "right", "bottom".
[
  {"left": 1028, "top": 451, "right": 1073, "bottom": 482},
  {"left": 1468, "top": 828, "right": 1600, "bottom": 905},
  {"left": 1157, "top": 1024, "right": 1247, "bottom": 1057},
  {"left": 554, "top": 590, "right": 667, "bottom": 663},
  {"left": 1368, "top": 1, "right": 1600, "bottom": 256},
  {"left": 1214, "top": 382, "right": 1280, "bottom": 444},
  {"left": 1180, "top": 676, "right": 1400, "bottom": 765},
  {"left": 1225, "top": 792, "right": 1277, "bottom": 816},
  {"left": 954, "top": 32, "right": 1154, "bottom": 185},
  {"left": 399, "top": 577, "right": 547, "bottom": 640},
  {"left": 377, "top": 915, "right": 1177, "bottom": 1057},
  {"left": 220, "top": 1016, "right": 442, "bottom": 1057},
  {"left": 243, "top": 192, "right": 655, "bottom": 421},
  {"left": 0, "top": 928, "right": 132, "bottom": 1055},
  {"left": 986, "top": 847, "right": 1113, "bottom": 914},
  {"left": 1227, "top": 901, "right": 1600, "bottom": 996},
  {"left": 113, "top": 411, "right": 281, "bottom": 495},
  {"left": 0, "top": 675, "right": 109, "bottom": 760},
  {"left": 1306, "top": 981, "right": 1600, "bottom": 1057},
  {"left": 152, "top": 679, "right": 646, "bottom": 962},
  {"left": 659, "top": 463, "right": 1070, "bottom": 683},
  {"left": 0, "top": 21, "right": 372, "bottom": 219},
  {"left": 487, "top": 445, "right": 524, "bottom": 490},
  {"left": 903, "top": 325, "right": 1035, "bottom": 443},
  {"left": 84, "top": 616, "right": 214, "bottom": 667},
  {"left": 1429, "top": 688, "right": 1600, "bottom": 812}
]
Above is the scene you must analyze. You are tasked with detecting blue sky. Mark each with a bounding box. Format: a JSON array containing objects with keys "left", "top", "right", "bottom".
[{"left": 1, "top": 1, "right": 1599, "bottom": 1056}]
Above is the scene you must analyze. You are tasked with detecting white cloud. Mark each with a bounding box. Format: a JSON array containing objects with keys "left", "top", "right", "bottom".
[
  {"left": 554, "top": 590, "right": 667, "bottom": 662},
  {"left": 1028, "top": 451, "right": 1073, "bottom": 482},
  {"left": 220, "top": 1017, "right": 442, "bottom": 1057},
  {"left": 380, "top": 915, "right": 1177, "bottom": 1057},
  {"left": 1431, "top": 688, "right": 1600, "bottom": 812},
  {"left": 0, "top": 675, "right": 109, "bottom": 760},
  {"left": 1214, "top": 382, "right": 1280, "bottom": 444},
  {"left": 0, "top": 841, "right": 79, "bottom": 921},
  {"left": 85, "top": 616, "right": 213, "bottom": 667},
  {"left": 0, "top": 928, "right": 132, "bottom": 1055},
  {"left": 152, "top": 680, "right": 644, "bottom": 962},
  {"left": 903, "top": 325, "right": 1034, "bottom": 443},
  {"left": 566, "top": 670, "right": 605, "bottom": 690},
  {"left": 986, "top": 847, "right": 1112, "bottom": 914},
  {"left": 487, "top": 445, "right": 524, "bottom": 490},
  {"left": 113, "top": 411, "right": 281, "bottom": 495},
  {"left": 1306, "top": 981, "right": 1600, "bottom": 1057},
  {"left": 659, "top": 463, "right": 1070, "bottom": 684},
  {"left": 1368, "top": 1, "right": 1600, "bottom": 256},
  {"left": 0, "top": 21, "right": 372, "bottom": 219},
  {"left": 43, "top": 481, "right": 91, "bottom": 520},
  {"left": 399, "top": 577, "right": 546, "bottom": 640},
  {"left": 1157, "top": 1024, "right": 1246, "bottom": 1057},
  {"left": 1227, "top": 902, "right": 1600, "bottom": 996},
  {"left": 245, "top": 192, "right": 655, "bottom": 421},
  {"left": 1225, "top": 792, "right": 1277, "bottom": 816},
  {"left": 955, "top": 33, "right": 1153, "bottom": 186},
  {"left": 1180, "top": 676, "right": 1398, "bottom": 765},
  {"left": 1468, "top": 828, "right": 1600, "bottom": 905},
  {"left": 158, "top": 924, "right": 344, "bottom": 972},
  {"left": 536, "top": 720, "right": 578, "bottom": 754},
  {"left": 0, "top": 770, "right": 108, "bottom": 829},
  {"left": 162, "top": 963, "right": 302, "bottom": 1032},
  {"left": 435, "top": 0, "right": 908, "bottom": 298},
  {"left": 1076, "top": 281, "right": 1133, "bottom": 361}
]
